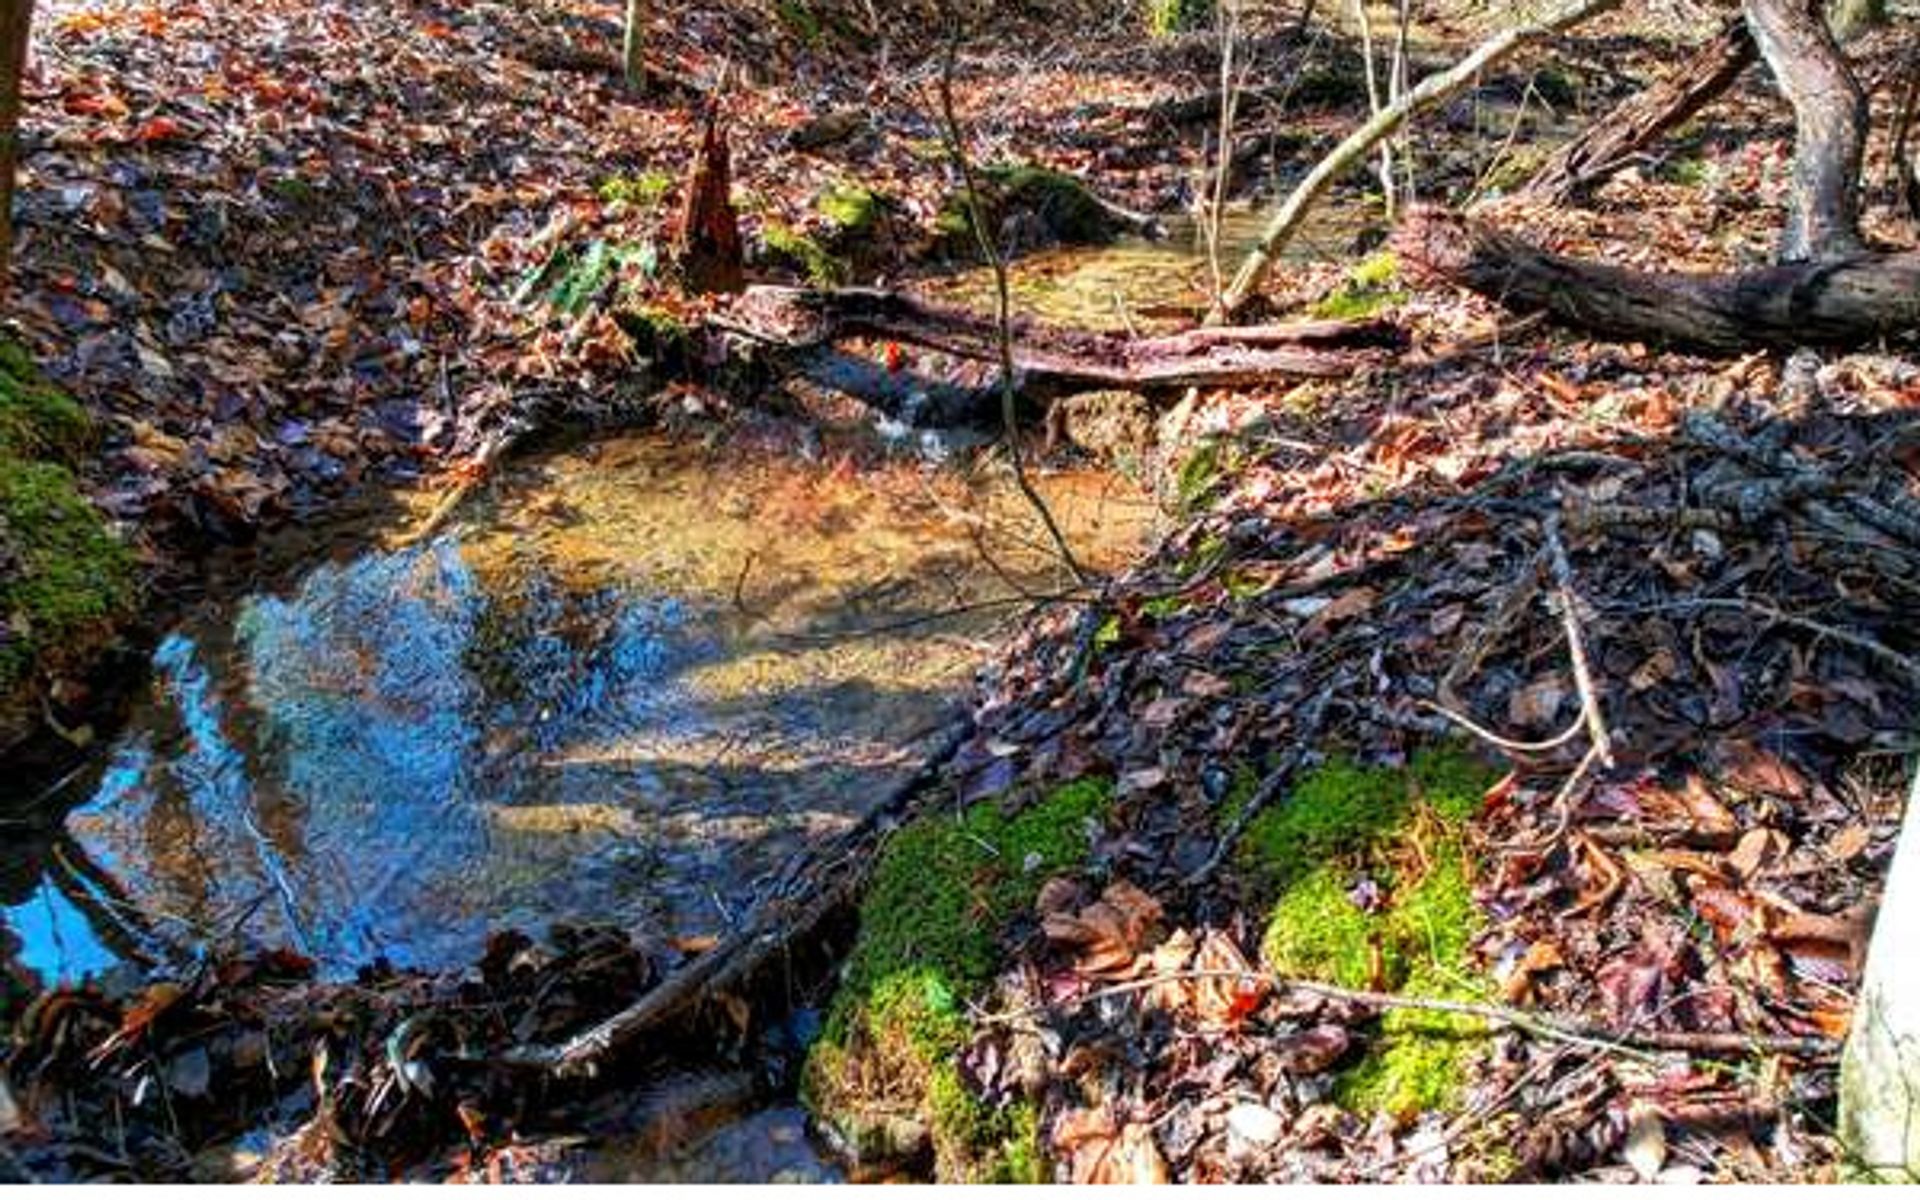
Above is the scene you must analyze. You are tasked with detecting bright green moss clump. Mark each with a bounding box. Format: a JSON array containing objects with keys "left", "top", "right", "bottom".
[
  {"left": 762, "top": 222, "right": 847, "bottom": 287},
  {"left": 1144, "top": 0, "right": 1212, "bottom": 36},
  {"left": 1245, "top": 749, "right": 1499, "bottom": 1118},
  {"left": 0, "top": 345, "right": 134, "bottom": 701},
  {"left": 817, "top": 184, "right": 881, "bottom": 233},
  {"left": 0, "top": 341, "right": 90, "bottom": 462},
  {"left": 809, "top": 778, "right": 1111, "bottom": 1181},
  {"left": 1309, "top": 250, "right": 1408, "bottom": 320}
]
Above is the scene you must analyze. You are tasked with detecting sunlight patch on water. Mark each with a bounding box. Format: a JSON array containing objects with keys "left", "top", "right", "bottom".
[{"left": 7, "top": 435, "right": 1161, "bottom": 985}]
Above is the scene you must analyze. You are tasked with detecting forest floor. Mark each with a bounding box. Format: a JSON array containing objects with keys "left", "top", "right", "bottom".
[{"left": 5, "top": 0, "right": 1920, "bottom": 1184}]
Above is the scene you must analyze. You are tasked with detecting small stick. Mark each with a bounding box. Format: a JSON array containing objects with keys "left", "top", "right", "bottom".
[
  {"left": 1543, "top": 511, "right": 1614, "bottom": 768},
  {"left": 979, "top": 967, "right": 1840, "bottom": 1059},
  {"left": 1417, "top": 698, "right": 1586, "bottom": 755}
]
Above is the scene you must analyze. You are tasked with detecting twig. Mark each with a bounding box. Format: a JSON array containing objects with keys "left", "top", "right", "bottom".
[
  {"left": 1543, "top": 511, "right": 1614, "bottom": 768},
  {"left": 1417, "top": 699, "right": 1587, "bottom": 755},
  {"left": 390, "top": 429, "right": 521, "bottom": 550},
  {"left": 932, "top": 46, "right": 1089, "bottom": 586},
  {"left": 979, "top": 967, "right": 1840, "bottom": 1059}
]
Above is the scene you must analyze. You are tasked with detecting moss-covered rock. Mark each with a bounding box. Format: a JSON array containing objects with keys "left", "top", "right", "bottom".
[
  {"left": 1244, "top": 749, "right": 1498, "bottom": 1119},
  {"left": 933, "top": 165, "right": 1122, "bottom": 260},
  {"left": 0, "top": 343, "right": 136, "bottom": 749},
  {"left": 807, "top": 778, "right": 1112, "bottom": 1181}
]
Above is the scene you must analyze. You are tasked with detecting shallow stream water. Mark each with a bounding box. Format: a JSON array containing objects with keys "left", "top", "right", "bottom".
[
  {"left": 1, "top": 430, "right": 1157, "bottom": 1181},
  {"left": 5, "top": 435, "right": 1156, "bottom": 985}
]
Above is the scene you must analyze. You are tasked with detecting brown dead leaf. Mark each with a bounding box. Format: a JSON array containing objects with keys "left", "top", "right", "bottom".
[
  {"left": 1055, "top": 1110, "right": 1170, "bottom": 1185},
  {"left": 1299, "top": 586, "right": 1375, "bottom": 640},
  {"left": 1508, "top": 674, "right": 1569, "bottom": 729},
  {"left": 1193, "top": 929, "right": 1268, "bottom": 1026},
  {"left": 1727, "top": 828, "right": 1787, "bottom": 881},
  {"left": 1042, "top": 881, "right": 1165, "bottom": 980},
  {"left": 1274, "top": 1024, "right": 1351, "bottom": 1074}
]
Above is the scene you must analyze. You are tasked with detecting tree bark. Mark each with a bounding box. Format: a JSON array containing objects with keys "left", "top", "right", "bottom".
[
  {"left": 622, "top": 0, "right": 646, "bottom": 90},
  {"left": 1524, "top": 18, "right": 1757, "bottom": 204},
  {"left": 1396, "top": 206, "right": 1920, "bottom": 351},
  {"left": 721, "top": 285, "right": 1403, "bottom": 389},
  {"left": 1209, "top": 0, "right": 1620, "bottom": 322},
  {"left": 1743, "top": 0, "right": 1868, "bottom": 261},
  {"left": 0, "top": 0, "right": 33, "bottom": 299}
]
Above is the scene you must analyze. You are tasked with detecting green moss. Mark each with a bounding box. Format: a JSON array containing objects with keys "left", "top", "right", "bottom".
[
  {"left": 1174, "top": 441, "right": 1223, "bottom": 513},
  {"left": 1247, "top": 750, "right": 1498, "bottom": 1118},
  {"left": 1309, "top": 251, "right": 1408, "bottom": 320},
  {"left": 775, "top": 0, "right": 824, "bottom": 45},
  {"left": 597, "top": 170, "right": 674, "bottom": 212},
  {"left": 0, "top": 342, "right": 89, "bottom": 463},
  {"left": 1658, "top": 156, "right": 1712, "bottom": 187},
  {"left": 0, "top": 460, "right": 135, "bottom": 689},
  {"left": 817, "top": 183, "right": 880, "bottom": 233},
  {"left": 0, "top": 345, "right": 134, "bottom": 698},
  {"left": 763, "top": 222, "right": 847, "bottom": 287},
  {"left": 936, "top": 165, "right": 1117, "bottom": 255},
  {"left": 811, "top": 778, "right": 1112, "bottom": 1179},
  {"left": 1144, "top": 0, "right": 1212, "bottom": 35}
]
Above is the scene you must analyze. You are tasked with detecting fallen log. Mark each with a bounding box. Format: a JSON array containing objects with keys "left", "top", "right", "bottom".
[
  {"left": 1395, "top": 206, "right": 1920, "bottom": 351},
  {"left": 717, "top": 285, "right": 1402, "bottom": 388},
  {"left": 1523, "top": 18, "right": 1757, "bottom": 204}
]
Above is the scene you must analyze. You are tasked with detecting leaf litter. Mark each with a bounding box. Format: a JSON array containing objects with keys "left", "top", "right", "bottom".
[{"left": 7, "top": 0, "right": 1920, "bottom": 1185}]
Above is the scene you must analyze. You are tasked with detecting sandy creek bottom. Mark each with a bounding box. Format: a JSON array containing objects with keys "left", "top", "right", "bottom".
[{"left": 1, "top": 430, "right": 1160, "bottom": 1180}]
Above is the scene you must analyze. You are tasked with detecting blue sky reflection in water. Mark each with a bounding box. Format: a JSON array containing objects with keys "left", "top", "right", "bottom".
[
  {"left": 6, "top": 434, "right": 1156, "bottom": 989},
  {"left": 44, "top": 537, "right": 705, "bottom": 978}
]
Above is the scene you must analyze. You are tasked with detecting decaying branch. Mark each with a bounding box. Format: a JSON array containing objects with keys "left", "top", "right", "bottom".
[
  {"left": 723, "top": 284, "right": 1403, "bottom": 388},
  {"left": 1524, "top": 17, "right": 1757, "bottom": 204},
  {"left": 1395, "top": 206, "right": 1920, "bottom": 350},
  {"left": 502, "top": 721, "right": 973, "bottom": 1076}
]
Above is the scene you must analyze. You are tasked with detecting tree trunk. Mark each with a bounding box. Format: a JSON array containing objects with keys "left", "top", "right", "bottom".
[
  {"left": 0, "top": 0, "right": 32, "bottom": 299},
  {"left": 721, "top": 285, "right": 1402, "bottom": 388},
  {"left": 674, "top": 104, "right": 743, "bottom": 295},
  {"left": 621, "top": 0, "right": 646, "bottom": 90},
  {"left": 1395, "top": 206, "right": 1920, "bottom": 351},
  {"left": 1209, "top": 0, "right": 1620, "bottom": 322},
  {"left": 1524, "top": 18, "right": 1757, "bottom": 204},
  {"left": 1743, "top": 0, "right": 1868, "bottom": 261}
]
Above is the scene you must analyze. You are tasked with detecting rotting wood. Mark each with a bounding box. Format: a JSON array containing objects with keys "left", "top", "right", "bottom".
[
  {"left": 1395, "top": 206, "right": 1920, "bottom": 351},
  {"left": 501, "top": 718, "right": 973, "bottom": 1077},
  {"left": 719, "top": 285, "right": 1402, "bottom": 389},
  {"left": 1523, "top": 17, "right": 1757, "bottom": 204}
]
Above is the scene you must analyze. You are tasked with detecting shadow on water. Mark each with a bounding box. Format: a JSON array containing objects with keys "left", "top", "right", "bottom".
[{"left": 1, "top": 432, "right": 1161, "bottom": 989}]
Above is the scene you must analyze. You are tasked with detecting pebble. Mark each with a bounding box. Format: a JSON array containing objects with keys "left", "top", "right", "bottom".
[{"left": 1226, "top": 1102, "right": 1284, "bottom": 1147}]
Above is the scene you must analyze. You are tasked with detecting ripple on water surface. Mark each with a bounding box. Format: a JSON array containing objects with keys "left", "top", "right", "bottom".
[{"left": 3, "top": 435, "right": 1159, "bottom": 983}]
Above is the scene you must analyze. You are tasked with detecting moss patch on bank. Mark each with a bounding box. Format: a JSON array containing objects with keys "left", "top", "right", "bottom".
[
  {"left": 1243, "top": 748, "right": 1498, "bottom": 1118},
  {"left": 0, "top": 344, "right": 135, "bottom": 714},
  {"left": 807, "top": 778, "right": 1112, "bottom": 1181},
  {"left": 934, "top": 165, "right": 1120, "bottom": 258}
]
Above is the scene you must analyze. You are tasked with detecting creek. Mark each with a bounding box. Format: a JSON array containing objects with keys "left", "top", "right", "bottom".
[{"left": 1, "top": 426, "right": 1158, "bottom": 1179}]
